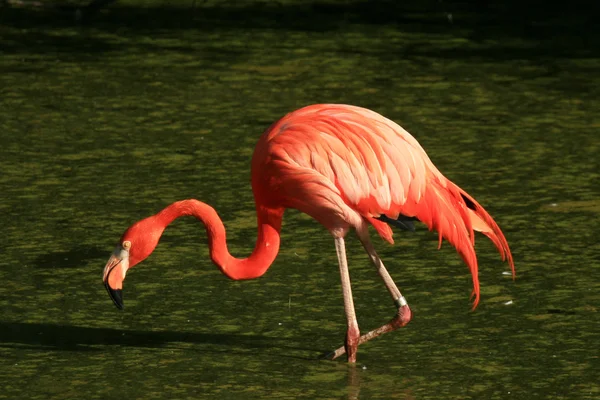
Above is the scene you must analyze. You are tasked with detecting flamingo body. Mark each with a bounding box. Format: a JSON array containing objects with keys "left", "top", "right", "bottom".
[
  {"left": 103, "top": 104, "right": 514, "bottom": 362},
  {"left": 253, "top": 104, "right": 513, "bottom": 305}
]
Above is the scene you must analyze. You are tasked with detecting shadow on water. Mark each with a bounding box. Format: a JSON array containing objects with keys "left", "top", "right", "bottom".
[
  {"left": 1, "top": 0, "right": 598, "bottom": 60},
  {"left": 0, "top": 321, "right": 316, "bottom": 358},
  {"left": 32, "top": 246, "right": 108, "bottom": 269}
]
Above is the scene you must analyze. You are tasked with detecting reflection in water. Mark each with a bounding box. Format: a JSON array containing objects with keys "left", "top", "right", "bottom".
[
  {"left": 347, "top": 365, "right": 361, "bottom": 400},
  {"left": 345, "top": 365, "right": 416, "bottom": 400}
]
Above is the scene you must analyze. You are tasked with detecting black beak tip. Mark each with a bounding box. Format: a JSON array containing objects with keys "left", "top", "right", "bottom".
[
  {"left": 105, "top": 282, "right": 124, "bottom": 310},
  {"left": 111, "top": 289, "right": 124, "bottom": 310}
]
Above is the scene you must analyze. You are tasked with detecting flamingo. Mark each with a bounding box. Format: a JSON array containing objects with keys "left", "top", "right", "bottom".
[{"left": 102, "top": 104, "right": 514, "bottom": 363}]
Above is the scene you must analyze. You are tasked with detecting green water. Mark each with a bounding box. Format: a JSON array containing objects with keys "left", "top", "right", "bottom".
[{"left": 1, "top": 1, "right": 599, "bottom": 398}]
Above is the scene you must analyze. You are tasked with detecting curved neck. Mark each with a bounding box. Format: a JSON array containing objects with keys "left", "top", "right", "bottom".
[{"left": 154, "top": 199, "right": 283, "bottom": 280}]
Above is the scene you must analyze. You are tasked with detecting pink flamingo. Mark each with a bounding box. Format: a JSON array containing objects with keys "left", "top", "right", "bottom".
[{"left": 103, "top": 104, "right": 514, "bottom": 363}]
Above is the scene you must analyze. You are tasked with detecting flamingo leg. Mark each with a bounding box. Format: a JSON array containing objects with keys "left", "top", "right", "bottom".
[
  {"left": 358, "top": 234, "right": 409, "bottom": 308},
  {"left": 334, "top": 236, "right": 360, "bottom": 363},
  {"left": 327, "top": 233, "right": 412, "bottom": 361}
]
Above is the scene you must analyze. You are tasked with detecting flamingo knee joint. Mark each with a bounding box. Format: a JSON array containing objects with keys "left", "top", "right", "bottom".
[{"left": 394, "top": 296, "right": 408, "bottom": 308}]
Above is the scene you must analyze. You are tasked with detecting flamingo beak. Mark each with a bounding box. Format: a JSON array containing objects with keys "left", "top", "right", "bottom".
[{"left": 102, "top": 247, "right": 130, "bottom": 310}]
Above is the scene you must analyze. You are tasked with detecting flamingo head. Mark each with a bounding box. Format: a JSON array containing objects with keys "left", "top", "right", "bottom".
[{"left": 102, "top": 216, "right": 163, "bottom": 309}]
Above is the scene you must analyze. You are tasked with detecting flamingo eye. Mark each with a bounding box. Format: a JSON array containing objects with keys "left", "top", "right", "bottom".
[{"left": 122, "top": 241, "right": 131, "bottom": 250}]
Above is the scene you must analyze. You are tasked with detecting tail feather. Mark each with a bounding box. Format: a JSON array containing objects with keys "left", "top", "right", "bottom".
[
  {"left": 456, "top": 184, "right": 515, "bottom": 277},
  {"left": 403, "top": 178, "right": 514, "bottom": 309}
]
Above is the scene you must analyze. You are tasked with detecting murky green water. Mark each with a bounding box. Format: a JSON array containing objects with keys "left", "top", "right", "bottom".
[{"left": 1, "top": 1, "right": 599, "bottom": 398}]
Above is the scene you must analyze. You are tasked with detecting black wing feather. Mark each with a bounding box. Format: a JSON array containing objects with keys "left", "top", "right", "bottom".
[{"left": 375, "top": 214, "right": 419, "bottom": 232}]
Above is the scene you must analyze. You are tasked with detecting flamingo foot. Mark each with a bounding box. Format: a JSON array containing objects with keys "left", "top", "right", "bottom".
[
  {"left": 345, "top": 323, "right": 360, "bottom": 363},
  {"left": 325, "top": 303, "right": 412, "bottom": 361}
]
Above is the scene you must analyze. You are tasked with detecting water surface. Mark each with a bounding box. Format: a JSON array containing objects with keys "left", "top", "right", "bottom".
[{"left": 1, "top": 1, "right": 599, "bottom": 399}]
